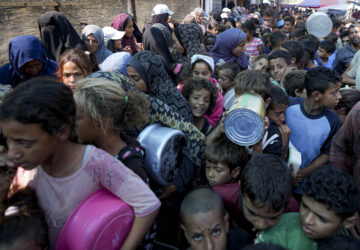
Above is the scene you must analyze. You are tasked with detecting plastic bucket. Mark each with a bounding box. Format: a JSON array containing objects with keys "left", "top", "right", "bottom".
[{"left": 224, "top": 92, "right": 265, "bottom": 146}]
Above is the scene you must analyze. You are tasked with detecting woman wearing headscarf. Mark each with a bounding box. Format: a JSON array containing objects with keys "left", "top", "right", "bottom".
[
  {"left": 190, "top": 7, "right": 207, "bottom": 35},
  {"left": 0, "top": 35, "right": 57, "bottom": 87},
  {"left": 81, "top": 25, "right": 112, "bottom": 64},
  {"left": 210, "top": 28, "right": 249, "bottom": 70},
  {"left": 37, "top": 11, "right": 87, "bottom": 61},
  {"left": 127, "top": 51, "right": 193, "bottom": 122},
  {"left": 144, "top": 3, "right": 173, "bottom": 32},
  {"left": 111, "top": 13, "right": 142, "bottom": 55},
  {"left": 99, "top": 52, "right": 132, "bottom": 75},
  {"left": 171, "top": 23, "right": 207, "bottom": 65}
]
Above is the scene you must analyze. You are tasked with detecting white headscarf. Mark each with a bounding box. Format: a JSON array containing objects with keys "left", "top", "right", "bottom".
[{"left": 191, "top": 54, "right": 215, "bottom": 73}]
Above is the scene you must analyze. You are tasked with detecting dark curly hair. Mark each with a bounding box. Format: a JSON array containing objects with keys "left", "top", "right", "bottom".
[
  {"left": 181, "top": 77, "right": 218, "bottom": 115},
  {"left": 303, "top": 165, "right": 360, "bottom": 219}
]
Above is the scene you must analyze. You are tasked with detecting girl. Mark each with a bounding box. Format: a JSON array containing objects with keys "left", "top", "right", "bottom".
[
  {"left": 179, "top": 54, "right": 224, "bottom": 126},
  {"left": 252, "top": 54, "right": 269, "bottom": 73},
  {"left": 217, "top": 62, "right": 241, "bottom": 110},
  {"left": 181, "top": 78, "right": 218, "bottom": 135},
  {"left": 127, "top": 51, "right": 193, "bottom": 122},
  {"left": 171, "top": 23, "right": 207, "bottom": 65},
  {"left": 74, "top": 78, "right": 149, "bottom": 182},
  {"left": 0, "top": 35, "right": 57, "bottom": 87},
  {"left": 37, "top": 11, "right": 87, "bottom": 61},
  {"left": 81, "top": 25, "right": 112, "bottom": 64},
  {"left": 242, "top": 20, "right": 264, "bottom": 65},
  {"left": 56, "top": 48, "right": 99, "bottom": 90},
  {"left": 111, "top": 13, "right": 142, "bottom": 55},
  {"left": 210, "top": 28, "right": 249, "bottom": 70},
  {"left": 0, "top": 78, "right": 160, "bottom": 249}
]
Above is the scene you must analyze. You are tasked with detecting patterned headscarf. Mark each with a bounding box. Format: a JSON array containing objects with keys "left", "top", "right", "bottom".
[
  {"left": 127, "top": 51, "right": 193, "bottom": 122},
  {"left": 172, "top": 23, "right": 207, "bottom": 64},
  {"left": 111, "top": 14, "right": 137, "bottom": 55}
]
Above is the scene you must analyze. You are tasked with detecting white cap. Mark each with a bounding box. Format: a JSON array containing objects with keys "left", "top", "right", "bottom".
[
  {"left": 220, "top": 13, "right": 228, "bottom": 19},
  {"left": 222, "top": 7, "right": 231, "bottom": 13},
  {"left": 102, "top": 26, "right": 125, "bottom": 41},
  {"left": 152, "top": 4, "right": 174, "bottom": 16}
]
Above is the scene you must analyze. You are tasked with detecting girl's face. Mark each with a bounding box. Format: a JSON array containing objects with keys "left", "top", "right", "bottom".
[
  {"left": 126, "top": 66, "right": 148, "bottom": 93},
  {"left": 75, "top": 106, "right": 99, "bottom": 144},
  {"left": 253, "top": 58, "right": 269, "bottom": 72},
  {"left": 21, "top": 59, "right": 43, "bottom": 77},
  {"left": 172, "top": 32, "right": 185, "bottom": 54},
  {"left": 0, "top": 120, "right": 59, "bottom": 170},
  {"left": 189, "top": 88, "right": 211, "bottom": 118},
  {"left": 125, "top": 20, "right": 135, "bottom": 38},
  {"left": 232, "top": 41, "right": 246, "bottom": 56},
  {"left": 192, "top": 62, "right": 212, "bottom": 81},
  {"left": 218, "top": 69, "right": 233, "bottom": 92},
  {"left": 84, "top": 34, "right": 99, "bottom": 54},
  {"left": 62, "top": 61, "right": 86, "bottom": 90}
]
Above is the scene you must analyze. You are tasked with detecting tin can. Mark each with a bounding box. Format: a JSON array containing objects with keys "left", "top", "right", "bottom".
[{"left": 224, "top": 92, "right": 265, "bottom": 146}]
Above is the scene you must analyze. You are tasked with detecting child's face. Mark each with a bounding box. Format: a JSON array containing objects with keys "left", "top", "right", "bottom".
[
  {"left": 264, "top": 17, "right": 273, "bottom": 28},
  {"left": 75, "top": 106, "right": 99, "bottom": 145},
  {"left": 283, "top": 21, "right": 293, "bottom": 34},
  {"left": 242, "top": 194, "right": 284, "bottom": 231},
  {"left": 124, "top": 20, "right": 134, "bottom": 38},
  {"left": 253, "top": 58, "right": 269, "bottom": 73},
  {"left": 317, "top": 82, "right": 342, "bottom": 109},
  {"left": 192, "top": 62, "right": 212, "bottom": 81},
  {"left": 270, "top": 57, "right": 288, "bottom": 82},
  {"left": 205, "top": 37, "right": 216, "bottom": 52},
  {"left": 300, "top": 195, "right": 344, "bottom": 240},
  {"left": 205, "top": 161, "right": 234, "bottom": 186},
  {"left": 218, "top": 70, "right": 233, "bottom": 92},
  {"left": 317, "top": 47, "right": 330, "bottom": 61},
  {"left": 62, "top": 61, "right": 86, "bottom": 90},
  {"left": 267, "top": 103, "right": 288, "bottom": 127},
  {"left": 182, "top": 209, "right": 229, "bottom": 250},
  {"left": 189, "top": 88, "right": 211, "bottom": 118},
  {"left": 0, "top": 120, "right": 59, "bottom": 170}
]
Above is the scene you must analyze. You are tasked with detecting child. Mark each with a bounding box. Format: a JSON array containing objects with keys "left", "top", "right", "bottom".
[
  {"left": 252, "top": 54, "right": 269, "bottom": 73},
  {"left": 204, "top": 34, "right": 216, "bottom": 52},
  {"left": 269, "top": 31, "right": 286, "bottom": 51},
  {"left": 269, "top": 50, "right": 292, "bottom": 88},
  {"left": 334, "top": 88, "right": 360, "bottom": 125},
  {"left": 317, "top": 40, "right": 336, "bottom": 69},
  {"left": 217, "top": 62, "right": 240, "bottom": 110},
  {"left": 283, "top": 15, "right": 295, "bottom": 36},
  {"left": 0, "top": 78, "right": 160, "bottom": 249},
  {"left": 281, "top": 40, "right": 305, "bottom": 68},
  {"left": 182, "top": 77, "right": 218, "bottom": 135},
  {"left": 73, "top": 78, "right": 149, "bottom": 182},
  {"left": 285, "top": 67, "right": 341, "bottom": 195},
  {"left": 208, "top": 19, "right": 219, "bottom": 35},
  {"left": 242, "top": 21, "right": 264, "bottom": 64},
  {"left": 180, "top": 188, "right": 249, "bottom": 250},
  {"left": 300, "top": 39, "right": 318, "bottom": 69},
  {"left": 256, "top": 165, "right": 360, "bottom": 250},
  {"left": 205, "top": 135, "right": 248, "bottom": 186},
  {"left": 283, "top": 70, "right": 307, "bottom": 98},
  {"left": 0, "top": 188, "right": 48, "bottom": 250}
]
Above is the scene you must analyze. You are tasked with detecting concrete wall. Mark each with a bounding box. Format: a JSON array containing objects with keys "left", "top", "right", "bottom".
[{"left": 0, "top": 0, "right": 199, "bottom": 66}]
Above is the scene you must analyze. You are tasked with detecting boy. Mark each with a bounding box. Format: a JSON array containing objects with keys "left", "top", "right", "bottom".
[
  {"left": 285, "top": 67, "right": 341, "bottom": 195},
  {"left": 283, "top": 15, "right": 295, "bottom": 36},
  {"left": 269, "top": 50, "right": 292, "bottom": 87},
  {"left": 180, "top": 188, "right": 249, "bottom": 250},
  {"left": 317, "top": 40, "right": 336, "bottom": 69},
  {"left": 281, "top": 40, "right": 305, "bottom": 68},
  {"left": 204, "top": 34, "right": 216, "bottom": 52},
  {"left": 205, "top": 135, "right": 247, "bottom": 186},
  {"left": 283, "top": 70, "right": 307, "bottom": 98},
  {"left": 256, "top": 165, "right": 360, "bottom": 250},
  {"left": 269, "top": 31, "right": 286, "bottom": 51}
]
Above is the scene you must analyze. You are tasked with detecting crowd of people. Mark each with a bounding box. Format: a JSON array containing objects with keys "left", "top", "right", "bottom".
[{"left": 0, "top": 1, "right": 360, "bottom": 250}]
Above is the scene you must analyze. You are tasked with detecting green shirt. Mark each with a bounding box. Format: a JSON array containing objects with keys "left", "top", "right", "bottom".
[{"left": 255, "top": 212, "right": 317, "bottom": 250}]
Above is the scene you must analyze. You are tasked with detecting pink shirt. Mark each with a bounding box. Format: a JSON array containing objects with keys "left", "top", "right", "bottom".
[
  {"left": 13, "top": 145, "right": 161, "bottom": 249},
  {"left": 245, "top": 37, "right": 263, "bottom": 59}
]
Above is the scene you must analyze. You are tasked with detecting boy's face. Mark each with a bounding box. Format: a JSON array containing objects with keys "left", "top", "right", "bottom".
[
  {"left": 264, "top": 16, "right": 273, "bottom": 28},
  {"left": 317, "top": 82, "right": 342, "bottom": 109},
  {"left": 205, "top": 37, "right": 216, "bottom": 52},
  {"left": 242, "top": 194, "right": 284, "bottom": 231},
  {"left": 218, "top": 69, "right": 233, "bottom": 92},
  {"left": 267, "top": 103, "right": 288, "bottom": 126},
  {"left": 300, "top": 195, "right": 344, "bottom": 240},
  {"left": 270, "top": 57, "right": 288, "bottom": 82},
  {"left": 206, "top": 161, "right": 237, "bottom": 186},
  {"left": 182, "top": 209, "right": 229, "bottom": 250},
  {"left": 283, "top": 21, "right": 293, "bottom": 34},
  {"left": 317, "top": 47, "right": 330, "bottom": 61}
]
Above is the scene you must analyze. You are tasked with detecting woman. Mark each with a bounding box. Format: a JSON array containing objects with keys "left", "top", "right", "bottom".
[
  {"left": 210, "top": 28, "right": 249, "bottom": 70},
  {"left": 0, "top": 35, "right": 57, "bottom": 87},
  {"left": 144, "top": 3, "right": 173, "bottom": 32},
  {"left": 37, "top": 11, "right": 87, "bottom": 61},
  {"left": 190, "top": 7, "right": 207, "bottom": 35},
  {"left": 171, "top": 23, "right": 207, "bottom": 65},
  {"left": 111, "top": 13, "right": 142, "bottom": 55},
  {"left": 99, "top": 52, "right": 132, "bottom": 75},
  {"left": 127, "top": 51, "right": 193, "bottom": 122},
  {"left": 56, "top": 48, "right": 99, "bottom": 90},
  {"left": 81, "top": 25, "right": 112, "bottom": 64}
]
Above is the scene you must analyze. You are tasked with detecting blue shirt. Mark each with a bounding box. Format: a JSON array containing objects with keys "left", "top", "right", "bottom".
[
  {"left": 333, "top": 43, "right": 357, "bottom": 75},
  {"left": 285, "top": 97, "right": 340, "bottom": 193}
]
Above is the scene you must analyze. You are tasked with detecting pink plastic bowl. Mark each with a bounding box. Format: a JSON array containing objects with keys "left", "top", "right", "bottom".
[{"left": 56, "top": 189, "right": 134, "bottom": 250}]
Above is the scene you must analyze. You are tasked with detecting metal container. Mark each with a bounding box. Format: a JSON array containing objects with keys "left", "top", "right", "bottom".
[
  {"left": 137, "top": 123, "right": 186, "bottom": 186},
  {"left": 287, "top": 141, "right": 302, "bottom": 175},
  {"left": 224, "top": 92, "right": 265, "bottom": 146},
  {"left": 306, "top": 12, "right": 333, "bottom": 39}
]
